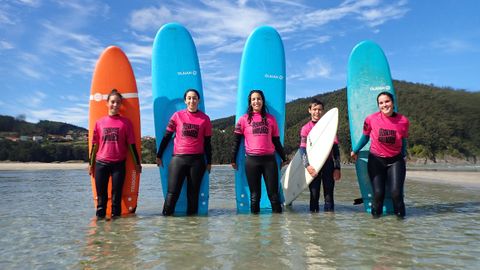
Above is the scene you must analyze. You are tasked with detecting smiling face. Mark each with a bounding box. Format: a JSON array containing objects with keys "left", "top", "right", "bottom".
[
  {"left": 250, "top": 92, "right": 263, "bottom": 113},
  {"left": 377, "top": 93, "right": 394, "bottom": 116},
  {"left": 184, "top": 90, "right": 199, "bottom": 112},
  {"left": 309, "top": 103, "right": 324, "bottom": 122},
  {"left": 107, "top": 94, "right": 122, "bottom": 116}
]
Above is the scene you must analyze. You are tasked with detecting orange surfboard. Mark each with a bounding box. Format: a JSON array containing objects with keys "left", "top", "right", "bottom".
[{"left": 88, "top": 46, "right": 141, "bottom": 216}]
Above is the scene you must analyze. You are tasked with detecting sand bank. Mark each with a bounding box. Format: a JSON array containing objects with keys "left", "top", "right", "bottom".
[
  {"left": 1, "top": 162, "right": 478, "bottom": 188},
  {"left": 406, "top": 170, "right": 480, "bottom": 188},
  {"left": 0, "top": 162, "right": 158, "bottom": 171}
]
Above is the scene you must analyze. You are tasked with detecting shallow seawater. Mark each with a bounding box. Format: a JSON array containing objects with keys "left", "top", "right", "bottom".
[{"left": 0, "top": 166, "right": 479, "bottom": 269}]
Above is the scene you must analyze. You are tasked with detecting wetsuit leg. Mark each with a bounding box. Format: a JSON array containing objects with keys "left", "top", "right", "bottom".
[
  {"left": 388, "top": 158, "right": 406, "bottom": 217},
  {"left": 110, "top": 161, "right": 126, "bottom": 217},
  {"left": 245, "top": 155, "right": 262, "bottom": 214},
  {"left": 186, "top": 156, "right": 206, "bottom": 215},
  {"left": 262, "top": 155, "right": 282, "bottom": 213},
  {"left": 320, "top": 159, "right": 335, "bottom": 212},
  {"left": 368, "top": 154, "right": 387, "bottom": 217},
  {"left": 94, "top": 161, "right": 110, "bottom": 218},
  {"left": 163, "top": 156, "right": 188, "bottom": 216},
  {"left": 308, "top": 175, "right": 321, "bottom": 212}
]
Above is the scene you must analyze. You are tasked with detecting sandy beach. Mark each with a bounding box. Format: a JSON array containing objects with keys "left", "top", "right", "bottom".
[
  {"left": 0, "top": 162, "right": 478, "bottom": 188},
  {"left": 406, "top": 170, "right": 480, "bottom": 188},
  {"left": 0, "top": 162, "right": 158, "bottom": 171}
]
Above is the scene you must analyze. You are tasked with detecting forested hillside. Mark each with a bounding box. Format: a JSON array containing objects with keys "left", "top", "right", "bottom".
[
  {"left": 211, "top": 80, "right": 480, "bottom": 164},
  {"left": 0, "top": 115, "right": 87, "bottom": 136},
  {"left": 1, "top": 80, "right": 478, "bottom": 164}
]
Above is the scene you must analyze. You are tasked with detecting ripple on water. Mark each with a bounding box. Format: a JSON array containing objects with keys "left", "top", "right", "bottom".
[{"left": 0, "top": 167, "right": 479, "bottom": 269}]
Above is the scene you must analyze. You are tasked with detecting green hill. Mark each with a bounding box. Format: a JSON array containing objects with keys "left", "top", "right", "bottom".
[
  {"left": 1, "top": 80, "right": 478, "bottom": 164},
  {"left": 0, "top": 115, "right": 87, "bottom": 136},
  {"left": 212, "top": 80, "right": 480, "bottom": 164},
  {"left": 0, "top": 115, "right": 89, "bottom": 162}
]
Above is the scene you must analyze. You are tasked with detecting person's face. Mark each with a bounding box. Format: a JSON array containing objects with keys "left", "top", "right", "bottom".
[
  {"left": 107, "top": 95, "right": 122, "bottom": 115},
  {"left": 377, "top": 94, "right": 394, "bottom": 116},
  {"left": 308, "top": 103, "right": 324, "bottom": 122},
  {"left": 185, "top": 91, "right": 199, "bottom": 112},
  {"left": 250, "top": 92, "right": 263, "bottom": 112}
]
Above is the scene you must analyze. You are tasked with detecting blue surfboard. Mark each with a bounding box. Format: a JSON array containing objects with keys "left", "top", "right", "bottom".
[
  {"left": 235, "top": 26, "right": 286, "bottom": 213},
  {"left": 347, "top": 40, "right": 399, "bottom": 214},
  {"left": 152, "top": 23, "right": 209, "bottom": 215}
]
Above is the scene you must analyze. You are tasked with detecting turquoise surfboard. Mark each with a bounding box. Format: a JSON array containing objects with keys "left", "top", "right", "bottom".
[
  {"left": 152, "top": 23, "right": 209, "bottom": 215},
  {"left": 235, "top": 26, "right": 286, "bottom": 213},
  {"left": 347, "top": 40, "right": 399, "bottom": 214}
]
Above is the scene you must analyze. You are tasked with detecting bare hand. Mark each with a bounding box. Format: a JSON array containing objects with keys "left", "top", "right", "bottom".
[
  {"left": 156, "top": 157, "right": 163, "bottom": 167},
  {"left": 333, "top": 169, "right": 341, "bottom": 181},
  {"left": 88, "top": 165, "right": 94, "bottom": 176},
  {"left": 306, "top": 165, "right": 317, "bottom": 177},
  {"left": 281, "top": 159, "right": 290, "bottom": 168},
  {"left": 206, "top": 164, "right": 212, "bottom": 173},
  {"left": 350, "top": 151, "right": 358, "bottom": 162},
  {"left": 136, "top": 164, "right": 142, "bottom": 174},
  {"left": 231, "top": 162, "right": 237, "bottom": 170}
]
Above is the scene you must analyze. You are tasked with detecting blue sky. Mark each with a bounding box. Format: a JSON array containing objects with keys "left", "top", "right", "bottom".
[{"left": 1, "top": 0, "right": 479, "bottom": 136}]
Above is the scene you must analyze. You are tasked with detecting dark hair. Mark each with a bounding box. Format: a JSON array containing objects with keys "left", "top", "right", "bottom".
[
  {"left": 107, "top": 89, "right": 123, "bottom": 101},
  {"left": 377, "top": 91, "right": 394, "bottom": 104},
  {"left": 309, "top": 98, "right": 324, "bottom": 109},
  {"left": 184, "top": 88, "right": 201, "bottom": 100},
  {"left": 247, "top": 89, "right": 268, "bottom": 124}
]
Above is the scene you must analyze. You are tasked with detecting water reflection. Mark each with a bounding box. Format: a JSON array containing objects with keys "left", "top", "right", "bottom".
[
  {"left": 0, "top": 167, "right": 479, "bottom": 269},
  {"left": 82, "top": 216, "right": 140, "bottom": 269}
]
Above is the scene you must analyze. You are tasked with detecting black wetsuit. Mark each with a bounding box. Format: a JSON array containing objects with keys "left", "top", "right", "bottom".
[
  {"left": 91, "top": 143, "right": 140, "bottom": 218},
  {"left": 94, "top": 160, "right": 126, "bottom": 217},
  {"left": 368, "top": 153, "right": 406, "bottom": 217},
  {"left": 232, "top": 134, "right": 286, "bottom": 214},
  {"left": 163, "top": 154, "right": 206, "bottom": 215},
  {"left": 301, "top": 144, "right": 341, "bottom": 212},
  {"left": 157, "top": 131, "right": 212, "bottom": 216}
]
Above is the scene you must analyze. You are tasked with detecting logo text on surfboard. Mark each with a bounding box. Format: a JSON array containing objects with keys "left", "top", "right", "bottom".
[
  {"left": 369, "top": 85, "right": 391, "bottom": 91},
  {"left": 264, "top": 74, "right": 284, "bottom": 80},
  {"left": 177, "top": 70, "right": 197, "bottom": 76}
]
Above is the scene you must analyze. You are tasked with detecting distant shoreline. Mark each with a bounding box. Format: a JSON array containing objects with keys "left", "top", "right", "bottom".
[{"left": 1, "top": 161, "right": 478, "bottom": 188}]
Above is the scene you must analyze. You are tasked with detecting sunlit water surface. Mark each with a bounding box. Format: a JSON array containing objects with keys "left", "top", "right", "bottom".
[{"left": 0, "top": 166, "right": 479, "bottom": 269}]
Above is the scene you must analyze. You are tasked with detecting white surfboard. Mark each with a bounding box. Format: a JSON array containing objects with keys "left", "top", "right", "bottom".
[{"left": 282, "top": 108, "right": 339, "bottom": 205}]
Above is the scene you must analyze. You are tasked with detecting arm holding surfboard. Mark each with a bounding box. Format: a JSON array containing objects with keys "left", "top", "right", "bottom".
[{"left": 301, "top": 99, "right": 340, "bottom": 212}]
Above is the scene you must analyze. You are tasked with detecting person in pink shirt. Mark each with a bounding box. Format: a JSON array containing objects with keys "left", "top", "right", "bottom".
[
  {"left": 156, "top": 89, "right": 212, "bottom": 216},
  {"left": 231, "top": 90, "right": 287, "bottom": 214},
  {"left": 300, "top": 99, "right": 341, "bottom": 212},
  {"left": 89, "top": 89, "right": 142, "bottom": 219},
  {"left": 351, "top": 91, "right": 409, "bottom": 218}
]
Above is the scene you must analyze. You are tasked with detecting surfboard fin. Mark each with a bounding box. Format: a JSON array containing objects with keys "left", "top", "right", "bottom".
[{"left": 353, "top": 198, "right": 364, "bottom": 205}]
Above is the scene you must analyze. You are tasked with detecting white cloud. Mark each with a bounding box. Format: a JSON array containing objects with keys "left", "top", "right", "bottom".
[
  {"left": 16, "top": 53, "right": 43, "bottom": 79},
  {"left": 300, "top": 57, "right": 332, "bottom": 80},
  {"left": 269, "top": 0, "right": 308, "bottom": 8},
  {"left": 0, "top": 40, "right": 14, "bottom": 49},
  {"left": 357, "top": 0, "right": 409, "bottom": 27},
  {"left": 0, "top": 3, "right": 16, "bottom": 26},
  {"left": 26, "top": 106, "right": 88, "bottom": 127},
  {"left": 23, "top": 91, "right": 47, "bottom": 107},
  {"left": 129, "top": 6, "right": 174, "bottom": 32},
  {"left": 54, "top": 0, "right": 109, "bottom": 17},
  {"left": 39, "top": 21, "right": 103, "bottom": 74},
  {"left": 431, "top": 39, "right": 474, "bottom": 53},
  {"left": 282, "top": 0, "right": 408, "bottom": 34},
  {"left": 292, "top": 35, "right": 332, "bottom": 50},
  {"left": 128, "top": 1, "right": 270, "bottom": 48},
  {"left": 17, "top": 0, "right": 41, "bottom": 7},
  {"left": 120, "top": 42, "right": 152, "bottom": 64},
  {"left": 18, "top": 65, "right": 42, "bottom": 79}
]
